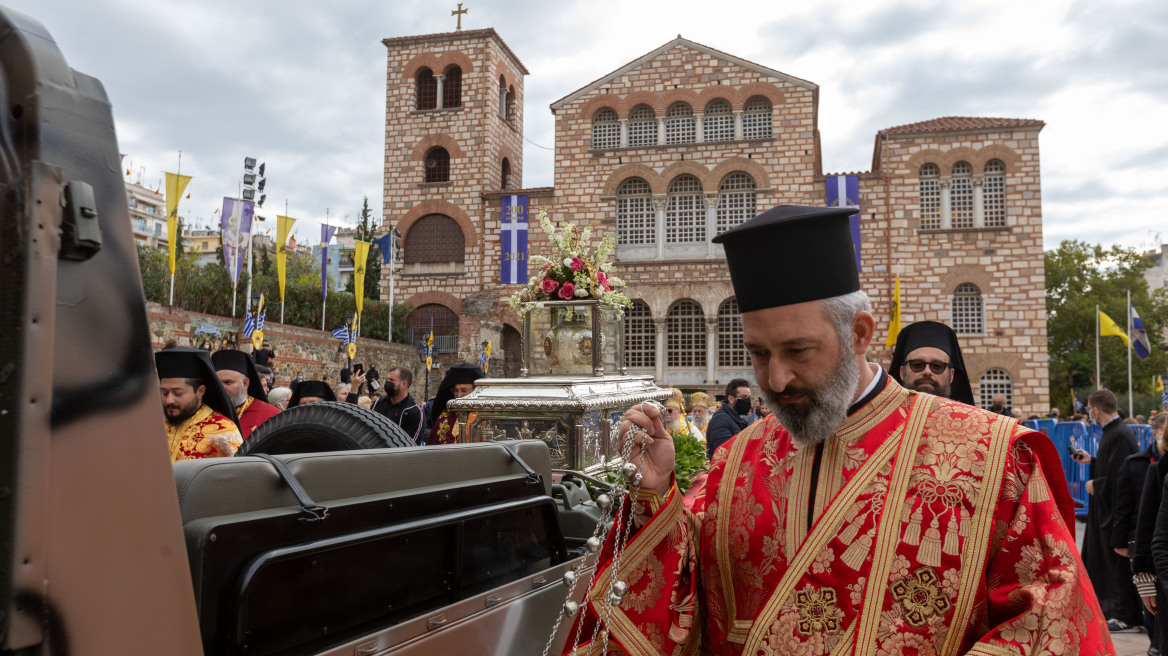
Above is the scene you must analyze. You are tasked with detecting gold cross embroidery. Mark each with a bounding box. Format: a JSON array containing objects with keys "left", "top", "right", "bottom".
[
  {"left": 794, "top": 587, "right": 841, "bottom": 636},
  {"left": 451, "top": 3, "right": 468, "bottom": 30},
  {"left": 889, "top": 566, "right": 952, "bottom": 628}
]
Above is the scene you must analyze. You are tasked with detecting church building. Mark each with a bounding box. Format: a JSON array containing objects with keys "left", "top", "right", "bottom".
[{"left": 380, "top": 28, "right": 1049, "bottom": 414}]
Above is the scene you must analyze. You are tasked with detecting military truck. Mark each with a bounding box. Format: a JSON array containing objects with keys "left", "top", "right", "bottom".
[{"left": 0, "top": 7, "right": 613, "bottom": 654}]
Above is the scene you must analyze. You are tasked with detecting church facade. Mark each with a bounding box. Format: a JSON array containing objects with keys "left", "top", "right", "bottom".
[{"left": 381, "top": 29, "right": 1049, "bottom": 414}]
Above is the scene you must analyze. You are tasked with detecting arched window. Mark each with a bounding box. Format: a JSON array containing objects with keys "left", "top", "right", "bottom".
[
  {"left": 408, "top": 304, "right": 459, "bottom": 352},
  {"left": 717, "top": 298, "right": 746, "bottom": 367},
  {"left": 501, "top": 158, "right": 512, "bottom": 189},
  {"left": 616, "top": 178, "right": 654, "bottom": 245},
  {"left": 742, "top": 96, "right": 773, "bottom": 139},
  {"left": 404, "top": 214, "right": 464, "bottom": 263},
  {"left": 442, "top": 66, "right": 462, "bottom": 109},
  {"left": 665, "top": 102, "right": 695, "bottom": 144},
  {"left": 951, "top": 283, "right": 983, "bottom": 334},
  {"left": 591, "top": 108, "right": 619, "bottom": 150},
  {"left": 983, "top": 159, "right": 1006, "bottom": 227},
  {"left": 703, "top": 98, "right": 734, "bottom": 142},
  {"left": 716, "top": 173, "right": 756, "bottom": 234},
  {"left": 919, "top": 163, "right": 941, "bottom": 229},
  {"left": 667, "top": 300, "right": 706, "bottom": 368},
  {"left": 498, "top": 76, "right": 508, "bottom": 117},
  {"left": 506, "top": 85, "right": 515, "bottom": 121},
  {"left": 950, "top": 161, "right": 973, "bottom": 229},
  {"left": 978, "top": 368, "right": 1013, "bottom": 411},
  {"left": 424, "top": 147, "right": 450, "bottom": 183},
  {"left": 666, "top": 175, "right": 704, "bottom": 244},
  {"left": 627, "top": 104, "right": 657, "bottom": 148},
  {"left": 623, "top": 300, "right": 655, "bottom": 368},
  {"left": 416, "top": 68, "right": 437, "bottom": 110}
]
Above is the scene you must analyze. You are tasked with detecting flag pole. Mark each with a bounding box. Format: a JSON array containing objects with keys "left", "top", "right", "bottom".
[
  {"left": 1128, "top": 290, "right": 1134, "bottom": 418},
  {"left": 1096, "top": 304, "right": 1101, "bottom": 391},
  {"left": 387, "top": 232, "right": 395, "bottom": 343},
  {"left": 321, "top": 207, "right": 329, "bottom": 331}
]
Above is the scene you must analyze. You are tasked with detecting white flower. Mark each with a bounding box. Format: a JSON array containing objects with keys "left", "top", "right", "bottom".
[
  {"left": 592, "top": 287, "right": 603, "bottom": 299},
  {"left": 563, "top": 258, "right": 573, "bottom": 267},
  {"left": 574, "top": 285, "right": 588, "bottom": 297}
]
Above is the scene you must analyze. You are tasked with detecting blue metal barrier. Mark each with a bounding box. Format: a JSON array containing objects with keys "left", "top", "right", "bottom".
[
  {"left": 1133, "top": 424, "right": 1155, "bottom": 450},
  {"left": 1036, "top": 421, "right": 1154, "bottom": 519}
]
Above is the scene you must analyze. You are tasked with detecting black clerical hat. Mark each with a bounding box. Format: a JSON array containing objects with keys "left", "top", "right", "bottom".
[
  {"left": 211, "top": 349, "right": 268, "bottom": 403},
  {"left": 888, "top": 321, "right": 975, "bottom": 406},
  {"left": 287, "top": 380, "right": 337, "bottom": 407},
  {"left": 431, "top": 363, "right": 484, "bottom": 417},
  {"left": 155, "top": 347, "right": 240, "bottom": 429},
  {"left": 711, "top": 205, "right": 860, "bottom": 311}
]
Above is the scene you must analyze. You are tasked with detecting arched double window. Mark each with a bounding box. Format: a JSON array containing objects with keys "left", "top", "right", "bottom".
[
  {"left": 742, "top": 96, "right": 773, "bottom": 139},
  {"left": 950, "top": 161, "right": 974, "bottom": 229},
  {"left": 665, "top": 102, "right": 695, "bottom": 145},
  {"left": 717, "top": 298, "right": 747, "bottom": 367},
  {"left": 416, "top": 68, "right": 438, "bottom": 110},
  {"left": 951, "top": 283, "right": 983, "bottom": 334},
  {"left": 591, "top": 108, "right": 619, "bottom": 150},
  {"left": 666, "top": 176, "right": 704, "bottom": 244},
  {"left": 423, "top": 147, "right": 450, "bottom": 183},
  {"left": 627, "top": 104, "right": 657, "bottom": 148},
  {"left": 983, "top": 159, "right": 1006, "bottom": 227},
  {"left": 919, "top": 163, "right": 941, "bottom": 229},
  {"left": 404, "top": 214, "right": 464, "bottom": 263},
  {"left": 616, "top": 178, "right": 654, "bottom": 245},
  {"left": 623, "top": 300, "right": 655, "bottom": 368},
  {"left": 978, "top": 368, "right": 1013, "bottom": 411},
  {"left": 666, "top": 300, "right": 706, "bottom": 368},
  {"left": 703, "top": 99, "right": 734, "bottom": 142},
  {"left": 715, "top": 173, "right": 756, "bottom": 234},
  {"left": 442, "top": 66, "right": 462, "bottom": 108}
]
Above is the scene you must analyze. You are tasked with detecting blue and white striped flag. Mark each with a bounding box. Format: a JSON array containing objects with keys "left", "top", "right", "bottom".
[
  {"left": 331, "top": 325, "right": 352, "bottom": 344},
  {"left": 1131, "top": 302, "right": 1151, "bottom": 360},
  {"left": 243, "top": 310, "right": 256, "bottom": 338},
  {"left": 824, "top": 175, "right": 861, "bottom": 270}
]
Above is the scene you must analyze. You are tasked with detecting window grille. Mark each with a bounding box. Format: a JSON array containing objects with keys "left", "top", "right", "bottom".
[
  {"left": 704, "top": 99, "right": 734, "bottom": 142},
  {"left": 623, "top": 300, "right": 655, "bottom": 367},
  {"left": 591, "top": 108, "right": 619, "bottom": 150},
  {"left": 405, "top": 214, "right": 464, "bottom": 263},
  {"left": 951, "top": 283, "right": 983, "bottom": 334},
  {"left": 716, "top": 173, "right": 756, "bottom": 234},
  {"left": 616, "top": 178, "right": 655, "bottom": 245},
  {"left": 665, "top": 102, "right": 695, "bottom": 145},
  {"left": 627, "top": 105, "right": 657, "bottom": 147},
  {"left": 978, "top": 368, "right": 1013, "bottom": 411},
  {"left": 408, "top": 304, "right": 460, "bottom": 348},
  {"left": 424, "top": 148, "right": 450, "bottom": 183},
  {"left": 442, "top": 66, "right": 462, "bottom": 108},
  {"left": 983, "top": 159, "right": 1006, "bottom": 227},
  {"left": 950, "top": 161, "right": 973, "bottom": 229},
  {"left": 717, "top": 298, "right": 747, "bottom": 367},
  {"left": 919, "top": 164, "right": 941, "bottom": 229},
  {"left": 416, "top": 68, "right": 437, "bottom": 110},
  {"left": 498, "top": 77, "right": 507, "bottom": 117},
  {"left": 742, "top": 96, "right": 772, "bottom": 139},
  {"left": 667, "top": 300, "right": 706, "bottom": 367},
  {"left": 666, "top": 176, "right": 704, "bottom": 243}
]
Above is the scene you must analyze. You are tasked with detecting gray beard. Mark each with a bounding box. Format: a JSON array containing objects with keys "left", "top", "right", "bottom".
[
  {"left": 766, "top": 350, "right": 861, "bottom": 447},
  {"left": 692, "top": 416, "right": 708, "bottom": 431},
  {"left": 664, "top": 415, "right": 681, "bottom": 433},
  {"left": 230, "top": 387, "right": 249, "bottom": 408}
]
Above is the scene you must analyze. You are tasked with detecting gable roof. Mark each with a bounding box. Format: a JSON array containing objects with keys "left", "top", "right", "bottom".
[
  {"left": 549, "top": 36, "right": 816, "bottom": 111},
  {"left": 879, "top": 116, "right": 1045, "bottom": 136}
]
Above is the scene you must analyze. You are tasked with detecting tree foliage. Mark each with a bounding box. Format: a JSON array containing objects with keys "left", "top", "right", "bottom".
[
  {"left": 345, "top": 196, "right": 382, "bottom": 301},
  {"left": 1046, "top": 240, "right": 1168, "bottom": 415}
]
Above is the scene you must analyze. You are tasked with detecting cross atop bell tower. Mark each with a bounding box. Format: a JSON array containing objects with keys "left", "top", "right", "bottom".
[{"left": 451, "top": 3, "right": 468, "bottom": 30}]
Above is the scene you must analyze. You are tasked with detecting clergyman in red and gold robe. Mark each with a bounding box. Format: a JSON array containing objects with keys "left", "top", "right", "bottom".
[
  {"left": 237, "top": 395, "right": 280, "bottom": 439},
  {"left": 165, "top": 404, "right": 243, "bottom": 462}
]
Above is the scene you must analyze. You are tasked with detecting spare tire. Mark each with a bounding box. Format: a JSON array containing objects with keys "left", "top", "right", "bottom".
[{"left": 238, "top": 401, "right": 415, "bottom": 456}]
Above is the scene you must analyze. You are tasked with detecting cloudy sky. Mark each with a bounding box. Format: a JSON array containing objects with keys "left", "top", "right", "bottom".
[{"left": 11, "top": 0, "right": 1166, "bottom": 250}]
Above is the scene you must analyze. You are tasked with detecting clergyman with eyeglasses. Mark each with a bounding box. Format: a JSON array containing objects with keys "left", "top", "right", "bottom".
[{"left": 888, "top": 320, "right": 976, "bottom": 405}]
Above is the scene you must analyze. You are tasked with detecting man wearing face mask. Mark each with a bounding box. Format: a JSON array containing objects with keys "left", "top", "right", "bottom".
[
  {"left": 704, "top": 378, "right": 753, "bottom": 460},
  {"left": 370, "top": 366, "right": 423, "bottom": 443}
]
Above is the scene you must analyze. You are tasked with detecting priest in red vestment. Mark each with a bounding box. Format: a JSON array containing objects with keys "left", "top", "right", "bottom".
[
  {"left": 157, "top": 348, "right": 243, "bottom": 463},
  {"left": 212, "top": 349, "right": 281, "bottom": 439},
  {"left": 564, "top": 205, "right": 1112, "bottom": 655},
  {"left": 426, "top": 364, "right": 484, "bottom": 445}
]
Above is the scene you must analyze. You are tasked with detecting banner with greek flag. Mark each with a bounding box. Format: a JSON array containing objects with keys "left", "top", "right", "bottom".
[
  {"left": 1131, "top": 301, "right": 1151, "bottom": 360},
  {"left": 824, "top": 175, "right": 861, "bottom": 270},
  {"left": 243, "top": 310, "right": 256, "bottom": 338},
  {"left": 500, "top": 195, "right": 528, "bottom": 284},
  {"left": 331, "top": 324, "right": 354, "bottom": 345}
]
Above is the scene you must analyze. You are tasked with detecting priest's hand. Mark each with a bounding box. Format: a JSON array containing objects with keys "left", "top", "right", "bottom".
[
  {"left": 1115, "top": 547, "right": 1130, "bottom": 557},
  {"left": 619, "top": 402, "right": 674, "bottom": 498},
  {"left": 1086, "top": 479, "right": 1094, "bottom": 495},
  {"left": 1071, "top": 449, "right": 1092, "bottom": 465}
]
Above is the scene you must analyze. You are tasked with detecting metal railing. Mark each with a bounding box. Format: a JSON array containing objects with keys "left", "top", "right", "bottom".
[{"left": 404, "top": 329, "right": 459, "bottom": 354}]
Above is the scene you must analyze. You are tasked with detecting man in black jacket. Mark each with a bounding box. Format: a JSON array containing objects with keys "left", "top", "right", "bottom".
[
  {"left": 705, "top": 378, "right": 752, "bottom": 460},
  {"left": 371, "top": 366, "right": 423, "bottom": 443},
  {"left": 1074, "top": 389, "right": 1143, "bottom": 631}
]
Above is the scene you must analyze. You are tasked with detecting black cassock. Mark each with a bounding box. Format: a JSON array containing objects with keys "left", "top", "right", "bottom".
[{"left": 1081, "top": 417, "right": 1141, "bottom": 624}]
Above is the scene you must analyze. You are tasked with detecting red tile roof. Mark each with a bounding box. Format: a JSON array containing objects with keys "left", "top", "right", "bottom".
[
  {"left": 880, "top": 116, "right": 1044, "bottom": 136},
  {"left": 381, "top": 28, "right": 528, "bottom": 75}
]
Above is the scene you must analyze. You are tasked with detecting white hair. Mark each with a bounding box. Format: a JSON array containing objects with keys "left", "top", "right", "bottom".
[{"left": 821, "top": 290, "right": 872, "bottom": 349}]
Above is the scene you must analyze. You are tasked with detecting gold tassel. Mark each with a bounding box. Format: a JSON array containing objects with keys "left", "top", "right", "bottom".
[
  {"left": 1028, "top": 472, "right": 1050, "bottom": 503},
  {"left": 943, "top": 513, "right": 959, "bottom": 556},
  {"left": 841, "top": 532, "right": 873, "bottom": 571},
  {"left": 839, "top": 518, "right": 861, "bottom": 546},
  {"left": 959, "top": 507, "right": 971, "bottom": 537},
  {"left": 903, "top": 505, "right": 923, "bottom": 546},
  {"left": 918, "top": 516, "right": 942, "bottom": 568}
]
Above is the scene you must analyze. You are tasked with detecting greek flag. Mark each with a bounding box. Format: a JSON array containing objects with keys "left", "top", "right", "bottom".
[
  {"left": 243, "top": 310, "right": 256, "bottom": 338},
  {"left": 256, "top": 308, "right": 265, "bottom": 333},
  {"left": 1072, "top": 388, "right": 1084, "bottom": 413},
  {"left": 1162, "top": 377, "right": 1168, "bottom": 410},
  {"left": 1131, "top": 302, "right": 1151, "bottom": 360},
  {"left": 331, "top": 325, "right": 353, "bottom": 344}
]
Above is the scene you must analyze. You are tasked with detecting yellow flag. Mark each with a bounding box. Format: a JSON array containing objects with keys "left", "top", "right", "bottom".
[
  {"left": 885, "top": 274, "right": 901, "bottom": 348},
  {"left": 353, "top": 241, "right": 370, "bottom": 315},
  {"left": 164, "top": 172, "right": 192, "bottom": 274},
  {"left": 1099, "top": 310, "right": 1130, "bottom": 347},
  {"left": 276, "top": 215, "right": 297, "bottom": 302}
]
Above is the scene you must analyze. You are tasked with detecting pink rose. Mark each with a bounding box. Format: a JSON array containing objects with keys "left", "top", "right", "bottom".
[
  {"left": 539, "top": 278, "right": 558, "bottom": 296},
  {"left": 569, "top": 257, "right": 584, "bottom": 272},
  {"left": 597, "top": 271, "right": 610, "bottom": 291},
  {"left": 558, "top": 282, "right": 575, "bottom": 300}
]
